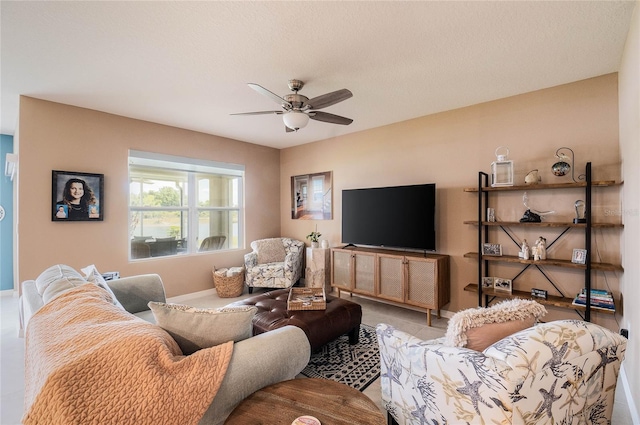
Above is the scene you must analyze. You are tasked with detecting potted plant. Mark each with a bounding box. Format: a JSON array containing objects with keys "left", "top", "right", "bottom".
[{"left": 306, "top": 226, "right": 322, "bottom": 248}]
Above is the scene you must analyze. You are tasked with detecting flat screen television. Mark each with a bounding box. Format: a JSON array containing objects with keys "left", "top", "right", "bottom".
[{"left": 341, "top": 183, "right": 436, "bottom": 251}]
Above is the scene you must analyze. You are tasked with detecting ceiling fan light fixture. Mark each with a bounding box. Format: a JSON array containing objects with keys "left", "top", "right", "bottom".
[{"left": 283, "top": 111, "right": 309, "bottom": 131}]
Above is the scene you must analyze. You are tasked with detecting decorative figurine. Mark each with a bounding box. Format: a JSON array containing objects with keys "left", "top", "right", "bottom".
[
  {"left": 532, "top": 245, "right": 540, "bottom": 261},
  {"left": 487, "top": 208, "right": 496, "bottom": 222},
  {"left": 524, "top": 169, "right": 540, "bottom": 185},
  {"left": 519, "top": 192, "right": 554, "bottom": 222},
  {"left": 521, "top": 239, "right": 530, "bottom": 260},
  {"left": 535, "top": 237, "right": 547, "bottom": 260},
  {"left": 520, "top": 209, "right": 542, "bottom": 223}
]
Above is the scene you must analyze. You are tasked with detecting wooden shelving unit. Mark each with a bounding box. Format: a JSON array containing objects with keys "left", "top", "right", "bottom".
[{"left": 465, "top": 163, "right": 623, "bottom": 321}]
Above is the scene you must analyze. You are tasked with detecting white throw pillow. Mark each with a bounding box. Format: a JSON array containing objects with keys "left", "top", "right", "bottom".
[
  {"left": 35, "top": 264, "right": 86, "bottom": 295},
  {"left": 43, "top": 279, "right": 91, "bottom": 304},
  {"left": 148, "top": 302, "right": 257, "bottom": 355},
  {"left": 254, "top": 238, "right": 286, "bottom": 264}
]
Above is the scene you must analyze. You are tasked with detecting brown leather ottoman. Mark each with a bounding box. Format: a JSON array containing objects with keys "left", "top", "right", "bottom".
[{"left": 228, "top": 288, "right": 362, "bottom": 352}]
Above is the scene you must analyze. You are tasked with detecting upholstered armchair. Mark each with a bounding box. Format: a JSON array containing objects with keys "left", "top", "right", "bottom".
[
  {"left": 244, "top": 238, "right": 304, "bottom": 293},
  {"left": 376, "top": 319, "right": 627, "bottom": 425}
]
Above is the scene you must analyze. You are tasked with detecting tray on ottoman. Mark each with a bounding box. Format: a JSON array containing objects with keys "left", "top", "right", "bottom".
[
  {"left": 228, "top": 288, "right": 362, "bottom": 352},
  {"left": 287, "top": 287, "right": 326, "bottom": 311}
]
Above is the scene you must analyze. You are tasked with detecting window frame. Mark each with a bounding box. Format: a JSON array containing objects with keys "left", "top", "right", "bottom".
[{"left": 128, "top": 150, "right": 244, "bottom": 259}]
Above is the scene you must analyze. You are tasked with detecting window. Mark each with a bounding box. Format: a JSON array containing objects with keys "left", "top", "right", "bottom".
[{"left": 128, "top": 151, "right": 244, "bottom": 259}]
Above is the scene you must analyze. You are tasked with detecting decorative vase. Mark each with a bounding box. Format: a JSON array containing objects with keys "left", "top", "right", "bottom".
[
  {"left": 311, "top": 241, "right": 319, "bottom": 248},
  {"left": 321, "top": 240, "right": 329, "bottom": 249}
]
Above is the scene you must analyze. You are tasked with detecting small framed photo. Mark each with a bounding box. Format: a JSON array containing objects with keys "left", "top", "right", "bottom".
[
  {"left": 482, "top": 243, "right": 503, "bottom": 256},
  {"left": 494, "top": 277, "right": 512, "bottom": 293},
  {"left": 572, "top": 248, "right": 587, "bottom": 264},
  {"left": 481, "top": 277, "right": 494, "bottom": 289},
  {"left": 531, "top": 288, "right": 548, "bottom": 300},
  {"left": 52, "top": 170, "right": 104, "bottom": 221}
]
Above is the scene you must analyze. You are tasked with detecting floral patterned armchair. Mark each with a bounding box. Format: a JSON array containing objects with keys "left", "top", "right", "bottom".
[
  {"left": 377, "top": 319, "right": 627, "bottom": 425},
  {"left": 244, "top": 238, "right": 304, "bottom": 293}
]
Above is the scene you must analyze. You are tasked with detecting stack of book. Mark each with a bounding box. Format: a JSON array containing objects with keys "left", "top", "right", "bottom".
[{"left": 572, "top": 289, "right": 615, "bottom": 311}]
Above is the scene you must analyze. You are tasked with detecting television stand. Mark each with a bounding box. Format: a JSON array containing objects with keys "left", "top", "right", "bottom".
[
  {"left": 341, "top": 243, "right": 357, "bottom": 249},
  {"left": 330, "top": 246, "right": 450, "bottom": 326}
]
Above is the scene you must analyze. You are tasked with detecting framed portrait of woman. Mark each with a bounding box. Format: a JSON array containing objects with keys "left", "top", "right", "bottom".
[{"left": 52, "top": 170, "right": 104, "bottom": 221}]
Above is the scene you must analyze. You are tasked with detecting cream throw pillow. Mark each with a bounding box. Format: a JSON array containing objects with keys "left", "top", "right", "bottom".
[
  {"left": 35, "top": 264, "right": 86, "bottom": 295},
  {"left": 445, "top": 299, "right": 547, "bottom": 351},
  {"left": 254, "top": 238, "right": 286, "bottom": 264},
  {"left": 40, "top": 265, "right": 124, "bottom": 309},
  {"left": 149, "top": 302, "right": 257, "bottom": 355},
  {"left": 43, "top": 280, "right": 91, "bottom": 304}
]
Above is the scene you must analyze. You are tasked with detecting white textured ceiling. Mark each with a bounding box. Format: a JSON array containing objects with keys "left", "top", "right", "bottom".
[{"left": 1, "top": 1, "right": 636, "bottom": 149}]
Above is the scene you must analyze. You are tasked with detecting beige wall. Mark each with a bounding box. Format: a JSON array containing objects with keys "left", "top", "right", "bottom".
[
  {"left": 619, "top": 1, "right": 640, "bottom": 420},
  {"left": 16, "top": 97, "right": 281, "bottom": 297},
  {"left": 282, "top": 74, "right": 623, "bottom": 330}
]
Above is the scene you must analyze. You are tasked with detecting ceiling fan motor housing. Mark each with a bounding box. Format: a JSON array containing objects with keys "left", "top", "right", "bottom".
[{"left": 284, "top": 94, "right": 309, "bottom": 110}]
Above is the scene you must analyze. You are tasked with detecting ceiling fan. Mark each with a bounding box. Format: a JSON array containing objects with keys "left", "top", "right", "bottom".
[{"left": 231, "top": 79, "right": 353, "bottom": 132}]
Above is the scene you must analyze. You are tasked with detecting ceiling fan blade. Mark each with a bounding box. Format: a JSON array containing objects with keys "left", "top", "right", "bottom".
[
  {"left": 248, "top": 83, "right": 292, "bottom": 109},
  {"left": 307, "top": 89, "right": 352, "bottom": 110},
  {"left": 230, "top": 111, "right": 283, "bottom": 116},
  {"left": 309, "top": 111, "right": 353, "bottom": 125}
]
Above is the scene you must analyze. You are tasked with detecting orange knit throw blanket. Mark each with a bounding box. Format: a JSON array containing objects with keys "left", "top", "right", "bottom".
[{"left": 23, "top": 284, "right": 233, "bottom": 425}]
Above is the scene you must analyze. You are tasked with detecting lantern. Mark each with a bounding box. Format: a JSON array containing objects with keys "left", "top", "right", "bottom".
[{"left": 491, "top": 146, "right": 514, "bottom": 187}]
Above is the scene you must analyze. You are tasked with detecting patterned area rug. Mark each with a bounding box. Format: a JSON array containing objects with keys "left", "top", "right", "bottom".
[{"left": 301, "top": 324, "right": 380, "bottom": 392}]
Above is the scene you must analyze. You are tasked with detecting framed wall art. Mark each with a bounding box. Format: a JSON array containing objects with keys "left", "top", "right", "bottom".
[
  {"left": 291, "top": 171, "right": 332, "bottom": 220},
  {"left": 52, "top": 170, "right": 104, "bottom": 221}
]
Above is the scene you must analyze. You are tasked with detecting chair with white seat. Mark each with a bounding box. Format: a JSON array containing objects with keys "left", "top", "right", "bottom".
[{"left": 199, "top": 235, "right": 227, "bottom": 251}]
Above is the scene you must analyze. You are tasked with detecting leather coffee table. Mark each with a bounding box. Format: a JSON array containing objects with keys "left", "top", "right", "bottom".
[
  {"left": 224, "top": 378, "right": 385, "bottom": 425},
  {"left": 228, "top": 288, "right": 362, "bottom": 352}
]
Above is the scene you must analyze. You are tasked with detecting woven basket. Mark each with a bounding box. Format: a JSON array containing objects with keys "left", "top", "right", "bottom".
[
  {"left": 287, "top": 287, "right": 326, "bottom": 311},
  {"left": 213, "top": 267, "right": 245, "bottom": 298}
]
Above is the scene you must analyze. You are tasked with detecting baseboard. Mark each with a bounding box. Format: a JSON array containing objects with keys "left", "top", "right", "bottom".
[
  {"left": 167, "top": 288, "right": 217, "bottom": 303},
  {"left": 619, "top": 363, "right": 640, "bottom": 424}
]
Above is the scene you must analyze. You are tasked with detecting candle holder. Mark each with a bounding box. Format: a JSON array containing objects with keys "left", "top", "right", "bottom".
[{"left": 491, "top": 146, "right": 514, "bottom": 187}]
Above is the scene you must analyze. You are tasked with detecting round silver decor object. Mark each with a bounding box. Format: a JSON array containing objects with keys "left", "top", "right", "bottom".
[{"left": 552, "top": 160, "right": 570, "bottom": 176}]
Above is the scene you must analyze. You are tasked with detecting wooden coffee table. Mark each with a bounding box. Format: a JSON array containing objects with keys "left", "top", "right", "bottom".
[{"left": 224, "top": 378, "right": 385, "bottom": 425}]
